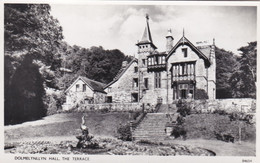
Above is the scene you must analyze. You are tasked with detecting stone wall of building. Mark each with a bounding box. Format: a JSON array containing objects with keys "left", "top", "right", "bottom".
[
  {"left": 140, "top": 71, "right": 168, "bottom": 104},
  {"left": 105, "top": 61, "right": 139, "bottom": 103},
  {"left": 65, "top": 79, "right": 94, "bottom": 105},
  {"left": 94, "top": 92, "right": 106, "bottom": 104}
]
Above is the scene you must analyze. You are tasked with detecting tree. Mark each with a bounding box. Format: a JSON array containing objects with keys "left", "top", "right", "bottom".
[
  {"left": 230, "top": 42, "right": 257, "bottom": 98},
  {"left": 61, "top": 45, "right": 132, "bottom": 89},
  {"left": 5, "top": 4, "right": 63, "bottom": 87},
  {"left": 6, "top": 55, "right": 46, "bottom": 124},
  {"left": 215, "top": 47, "right": 237, "bottom": 98},
  {"left": 4, "top": 4, "right": 63, "bottom": 124}
]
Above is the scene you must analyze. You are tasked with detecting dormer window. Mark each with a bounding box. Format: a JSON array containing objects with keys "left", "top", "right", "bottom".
[{"left": 182, "top": 48, "right": 188, "bottom": 58}]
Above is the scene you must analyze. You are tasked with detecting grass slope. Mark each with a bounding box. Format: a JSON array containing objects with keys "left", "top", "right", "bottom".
[
  {"left": 5, "top": 112, "right": 131, "bottom": 141},
  {"left": 182, "top": 114, "right": 256, "bottom": 142}
]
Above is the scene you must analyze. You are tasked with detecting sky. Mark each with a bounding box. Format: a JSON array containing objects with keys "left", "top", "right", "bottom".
[{"left": 50, "top": 4, "right": 257, "bottom": 56}]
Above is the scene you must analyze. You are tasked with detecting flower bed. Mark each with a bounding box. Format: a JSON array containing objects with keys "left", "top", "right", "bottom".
[{"left": 5, "top": 137, "right": 215, "bottom": 156}]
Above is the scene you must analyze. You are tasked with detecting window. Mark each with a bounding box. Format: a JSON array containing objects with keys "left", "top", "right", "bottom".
[
  {"left": 105, "top": 96, "right": 112, "bottom": 103},
  {"left": 76, "top": 84, "right": 80, "bottom": 92},
  {"left": 144, "top": 78, "right": 149, "bottom": 89},
  {"left": 134, "top": 66, "right": 138, "bottom": 73},
  {"left": 131, "top": 93, "right": 138, "bottom": 102},
  {"left": 182, "top": 48, "right": 188, "bottom": 57},
  {"left": 181, "top": 90, "right": 187, "bottom": 99},
  {"left": 148, "top": 58, "right": 151, "bottom": 66},
  {"left": 83, "top": 84, "right": 86, "bottom": 92},
  {"left": 162, "top": 56, "right": 165, "bottom": 64},
  {"left": 133, "top": 78, "right": 138, "bottom": 88},
  {"left": 155, "top": 72, "right": 161, "bottom": 88},
  {"left": 142, "top": 59, "right": 146, "bottom": 66},
  {"left": 181, "top": 64, "right": 187, "bottom": 75},
  {"left": 155, "top": 56, "right": 159, "bottom": 64}
]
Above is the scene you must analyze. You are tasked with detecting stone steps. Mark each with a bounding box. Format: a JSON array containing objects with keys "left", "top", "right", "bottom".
[{"left": 132, "top": 113, "right": 169, "bottom": 141}]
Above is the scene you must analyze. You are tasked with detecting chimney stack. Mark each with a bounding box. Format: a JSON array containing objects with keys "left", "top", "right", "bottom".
[
  {"left": 122, "top": 61, "right": 128, "bottom": 68},
  {"left": 166, "top": 29, "right": 174, "bottom": 54}
]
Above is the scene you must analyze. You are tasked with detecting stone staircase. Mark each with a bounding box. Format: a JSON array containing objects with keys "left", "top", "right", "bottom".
[
  {"left": 132, "top": 104, "right": 181, "bottom": 141},
  {"left": 132, "top": 113, "right": 169, "bottom": 141}
]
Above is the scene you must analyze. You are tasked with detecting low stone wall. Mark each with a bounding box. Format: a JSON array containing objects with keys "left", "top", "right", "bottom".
[
  {"left": 191, "top": 98, "right": 256, "bottom": 113},
  {"left": 77, "top": 103, "right": 142, "bottom": 112}
]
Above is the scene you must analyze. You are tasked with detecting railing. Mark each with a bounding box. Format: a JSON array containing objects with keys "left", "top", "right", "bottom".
[{"left": 147, "top": 64, "right": 166, "bottom": 72}]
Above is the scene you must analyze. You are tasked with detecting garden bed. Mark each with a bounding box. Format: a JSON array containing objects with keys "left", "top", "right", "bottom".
[{"left": 5, "top": 137, "right": 215, "bottom": 156}]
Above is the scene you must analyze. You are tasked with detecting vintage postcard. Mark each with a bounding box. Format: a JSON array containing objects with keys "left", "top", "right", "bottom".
[{"left": 1, "top": 0, "right": 259, "bottom": 163}]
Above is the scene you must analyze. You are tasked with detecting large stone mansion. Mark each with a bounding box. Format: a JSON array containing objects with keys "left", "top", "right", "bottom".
[{"left": 64, "top": 15, "right": 216, "bottom": 107}]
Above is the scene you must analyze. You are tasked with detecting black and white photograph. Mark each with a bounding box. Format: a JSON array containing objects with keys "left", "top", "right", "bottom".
[{"left": 2, "top": 0, "right": 259, "bottom": 162}]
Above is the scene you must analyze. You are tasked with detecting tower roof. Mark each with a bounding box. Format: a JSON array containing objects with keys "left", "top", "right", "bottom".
[{"left": 136, "top": 14, "right": 157, "bottom": 49}]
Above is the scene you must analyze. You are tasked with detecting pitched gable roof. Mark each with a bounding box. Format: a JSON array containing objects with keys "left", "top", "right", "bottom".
[
  {"left": 166, "top": 36, "right": 211, "bottom": 66},
  {"left": 65, "top": 76, "right": 107, "bottom": 93},
  {"left": 104, "top": 58, "right": 138, "bottom": 89}
]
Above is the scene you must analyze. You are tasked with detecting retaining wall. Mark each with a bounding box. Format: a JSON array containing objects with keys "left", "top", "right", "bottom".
[
  {"left": 190, "top": 98, "right": 256, "bottom": 113},
  {"left": 76, "top": 103, "right": 143, "bottom": 112}
]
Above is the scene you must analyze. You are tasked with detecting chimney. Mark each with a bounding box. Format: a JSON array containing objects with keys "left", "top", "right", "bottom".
[
  {"left": 122, "top": 61, "right": 128, "bottom": 68},
  {"left": 166, "top": 29, "right": 174, "bottom": 54}
]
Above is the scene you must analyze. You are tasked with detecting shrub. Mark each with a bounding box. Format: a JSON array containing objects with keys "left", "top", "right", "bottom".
[
  {"left": 213, "top": 109, "right": 228, "bottom": 115},
  {"left": 176, "top": 100, "right": 191, "bottom": 117},
  {"left": 117, "top": 123, "right": 132, "bottom": 141},
  {"left": 214, "top": 132, "right": 234, "bottom": 143},
  {"left": 195, "top": 89, "right": 209, "bottom": 100},
  {"left": 44, "top": 91, "right": 66, "bottom": 115},
  {"left": 171, "top": 126, "right": 186, "bottom": 139},
  {"left": 100, "top": 107, "right": 109, "bottom": 114},
  {"left": 229, "top": 112, "right": 254, "bottom": 124}
]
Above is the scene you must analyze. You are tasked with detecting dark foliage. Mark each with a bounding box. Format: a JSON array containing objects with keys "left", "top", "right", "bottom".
[
  {"left": 230, "top": 42, "right": 256, "bottom": 98},
  {"left": 117, "top": 123, "right": 132, "bottom": 141},
  {"left": 60, "top": 45, "right": 132, "bottom": 89},
  {"left": 171, "top": 126, "right": 187, "bottom": 139},
  {"left": 44, "top": 91, "right": 66, "bottom": 115},
  {"left": 194, "top": 89, "right": 208, "bottom": 100},
  {"left": 176, "top": 100, "right": 191, "bottom": 117},
  {"left": 212, "top": 109, "right": 228, "bottom": 115},
  {"left": 215, "top": 47, "right": 237, "bottom": 99},
  {"left": 4, "top": 4, "right": 63, "bottom": 124},
  {"left": 215, "top": 132, "right": 234, "bottom": 143},
  {"left": 5, "top": 56, "right": 46, "bottom": 124}
]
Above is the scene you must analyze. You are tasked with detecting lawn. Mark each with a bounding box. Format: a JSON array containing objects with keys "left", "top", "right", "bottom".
[
  {"left": 5, "top": 112, "right": 131, "bottom": 141},
  {"left": 4, "top": 112, "right": 256, "bottom": 156},
  {"left": 182, "top": 114, "right": 256, "bottom": 142}
]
